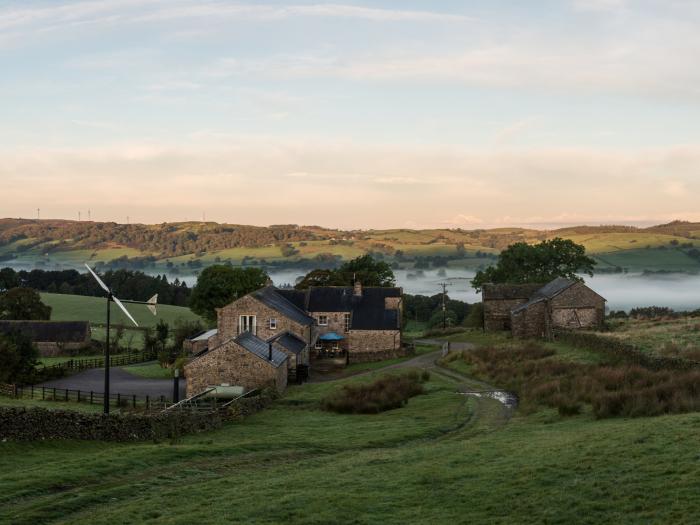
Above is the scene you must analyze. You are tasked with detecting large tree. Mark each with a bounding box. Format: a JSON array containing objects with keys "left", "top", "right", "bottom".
[
  {"left": 471, "top": 238, "right": 596, "bottom": 291},
  {"left": 0, "top": 287, "right": 52, "bottom": 320},
  {"left": 296, "top": 255, "right": 396, "bottom": 289},
  {"left": 189, "top": 265, "right": 269, "bottom": 323},
  {"left": 0, "top": 331, "right": 39, "bottom": 383}
]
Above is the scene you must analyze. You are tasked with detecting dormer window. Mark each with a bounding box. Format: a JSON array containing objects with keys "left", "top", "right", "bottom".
[{"left": 318, "top": 315, "right": 328, "bottom": 326}]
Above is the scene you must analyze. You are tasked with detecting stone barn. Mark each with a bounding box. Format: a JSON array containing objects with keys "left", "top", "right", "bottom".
[
  {"left": 482, "top": 283, "right": 543, "bottom": 331},
  {"left": 0, "top": 320, "right": 91, "bottom": 356},
  {"left": 510, "top": 278, "right": 606, "bottom": 338}
]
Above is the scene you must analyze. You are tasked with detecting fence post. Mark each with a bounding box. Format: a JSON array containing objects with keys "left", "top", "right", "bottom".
[
  {"left": 117, "top": 393, "right": 121, "bottom": 407},
  {"left": 31, "top": 384, "right": 34, "bottom": 398},
  {"left": 42, "top": 386, "right": 45, "bottom": 400},
  {"left": 132, "top": 394, "right": 136, "bottom": 409},
  {"left": 53, "top": 387, "right": 56, "bottom": 401},
  {"left": 146, "top": 395, "right": 150, "bottom": 410},
  {"left": 65, "top": 389, "right": 68, "bottom": 402},
  {"left": 90, "top": 391, "right": 94, "bottom": 404}
]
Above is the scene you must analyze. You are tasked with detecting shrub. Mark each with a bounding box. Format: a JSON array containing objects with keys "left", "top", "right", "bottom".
[{"left": 321, "top": 371, "right": 429, "bottom": 414}]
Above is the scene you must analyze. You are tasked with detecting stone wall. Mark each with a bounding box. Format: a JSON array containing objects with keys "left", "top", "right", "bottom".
[
  {"left": 511, "top": 301, "right": 547, "bottom": 339},
  {"left": 550, "top": 283, "right": 605, "bottom": 330},
  {"left": 484, "top": 298, "right": 529, "bottom": 331},
  {"left": 348, "top": 330, "right": 401, "bottom": 361},
  {"left": 0, "top": 406, "right": 222, "bottom": 442},
  {"left": 213, "top": 295, "right": 311, "bottom": 348},
  {"left": 311, "top": 310, "right": 350, "bottom": 351},
  {"left": 185, "top": 340, "right": 287, "bottom": 397},
  {"left": 37, "top": 340, "right": 92, "bottom": 357}
]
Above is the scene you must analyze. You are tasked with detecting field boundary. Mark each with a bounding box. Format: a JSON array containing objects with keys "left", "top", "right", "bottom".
[
  {"left": 40, "top": 349, "right": 158, "bottom": 373},
  {"left": 554, "top": 330, "right": 700, "bottom": 371}
]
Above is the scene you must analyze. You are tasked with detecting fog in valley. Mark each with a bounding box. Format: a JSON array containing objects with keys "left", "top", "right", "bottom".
[{"left": 266, "top": 269, "right": 700, "bottom": 312}]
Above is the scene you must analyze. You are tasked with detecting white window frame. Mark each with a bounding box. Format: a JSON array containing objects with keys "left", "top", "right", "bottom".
[
  {"left": 318, "top": 315, "right": 328, "bottom": 326},
  {"left": 238, "top": 315, "right": 256, "bottom": 335},
  {"left": 269, "top": 318, "right": 277, "bottom": 330}
]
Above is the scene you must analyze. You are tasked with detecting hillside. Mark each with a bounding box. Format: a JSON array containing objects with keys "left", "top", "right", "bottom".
[{"left": 2, "top": 219, "right": 700, "bottom": 274}]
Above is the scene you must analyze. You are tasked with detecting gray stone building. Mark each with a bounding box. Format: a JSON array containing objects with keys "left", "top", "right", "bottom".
[
  {"left": 483, "top": 277, "right": 606, "bottom": 339},
  {"left": 0, "top": 320, "right": 91, "bottom": 356},
  {"left": 184, "top": 282, "right": 404, "bottom": 397}
]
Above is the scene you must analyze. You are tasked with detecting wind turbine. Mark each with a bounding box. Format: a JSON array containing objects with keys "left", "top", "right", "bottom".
[{"left": 85, "top": 264, "right": 158, "bottom": 414}]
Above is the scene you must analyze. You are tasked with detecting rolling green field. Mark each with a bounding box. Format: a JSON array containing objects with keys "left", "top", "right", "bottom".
[
  {"left": 39, "top": 292, "right": 205, "bottom": 350},
  {"left": 5, "top": 219, "right": 700, "bottom": 274},
  {"left": 40, "top": 293, "right": 203, "bottom": 328},
  {"left": 1, "top": 358, "right": 699, "bottom": 524}
]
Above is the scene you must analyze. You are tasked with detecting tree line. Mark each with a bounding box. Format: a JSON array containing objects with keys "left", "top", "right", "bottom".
[{"left": 0, "top": 268, "right": 191, "bottom": 306}]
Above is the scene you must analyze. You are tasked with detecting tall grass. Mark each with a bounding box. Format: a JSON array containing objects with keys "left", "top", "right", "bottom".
[
  {"left": 321, "top": 371, "right": 430, "bottom": 414},
  {"left": 452, "top": 343, "right": 700, "bottom": 419}
]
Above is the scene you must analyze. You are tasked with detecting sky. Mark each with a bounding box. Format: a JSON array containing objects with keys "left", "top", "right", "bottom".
[{"left": 2, "top": 0, "right": 700, "bottom": 229}]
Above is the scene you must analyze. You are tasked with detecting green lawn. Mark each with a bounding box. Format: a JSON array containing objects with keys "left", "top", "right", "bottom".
[
  {"left": 122, "top": 361, "right": 173, "bottom": 379},
  {"left": 2, "top": 363, "right": 700, "bottom": 523}
]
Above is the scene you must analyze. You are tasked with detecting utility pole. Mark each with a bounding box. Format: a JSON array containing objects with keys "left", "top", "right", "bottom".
[
  {"left": 78, "top": 211, "right": 81, "bottom": 221},
  {"left": 88, "top": 209, "right": 91, "bottom": 220},
  {"left": 37, "top": 208, "right": 40, "bottom": 220},
  {"left": 438, "top": 282, "right": 449, "bottom": 330}
]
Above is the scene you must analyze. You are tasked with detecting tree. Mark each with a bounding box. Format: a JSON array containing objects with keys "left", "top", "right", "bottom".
[
  {"left": 0, "top": 331, "right": 39, "bottom": 383},
  {"left": 190, "top": 265, "right": 269, "bottom": 322},
  {"left": 0, "top": 268, "right": 19, "bottom": 291},
  {"left": 471, "top": 238, "right": 596, "bottom": 291},
  {"left": 0, "top": 287, "right": 52, "bottom": 320},
  {"left": 296, "top": 255, "right": 396, "bottom": 289}
]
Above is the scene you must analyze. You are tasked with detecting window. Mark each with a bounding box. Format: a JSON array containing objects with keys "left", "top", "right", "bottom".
[
  {"left": 239, "top": 315, "right": 256, "bottom": 334},
  {"left": 318, "top": 315, "right": 328, "bottom": 326},
  {"left": 315, "top": 342, "right": 323, "bottom": 350},
  {"left": 269, "top": 318, "right": 277, "bottom": 330},
  {"left": 344, "top": 313, "right": 351, "bottom": 332}
]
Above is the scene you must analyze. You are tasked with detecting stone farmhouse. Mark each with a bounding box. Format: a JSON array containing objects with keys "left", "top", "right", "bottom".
[
  {"left": 0, "top": 320, "right": 91, "bottom": 356},
  {"left": 483, "top": 277, "right": 606, "bottom": 339},
  {"left": 184, "top": 282, "right": 403, "bottom": 396}
]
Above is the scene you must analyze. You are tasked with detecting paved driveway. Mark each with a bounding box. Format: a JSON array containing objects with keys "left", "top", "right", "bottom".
[{"left": 39, "top": 367, "right": 186, "bottom": 399}]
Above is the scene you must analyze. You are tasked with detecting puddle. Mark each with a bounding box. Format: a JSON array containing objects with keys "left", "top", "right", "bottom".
[{"left": 460, "top": 390, "right": 518, "bottom": 409}]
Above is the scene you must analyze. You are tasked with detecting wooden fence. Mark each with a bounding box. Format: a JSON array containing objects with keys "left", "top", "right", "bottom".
[
  {"left": 41, "top": 350, "right": 158, "bottom": 373},
  {"left": 6, "top": 383, "right": 173, "bottom": 410}
]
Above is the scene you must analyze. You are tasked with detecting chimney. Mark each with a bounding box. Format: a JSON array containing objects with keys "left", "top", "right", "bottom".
[
  {"left": 268, "top": 342, "right": 273, "bottom": 361},
  {"left": 353, "top": 280, "right": 362, "bottom": 297}
]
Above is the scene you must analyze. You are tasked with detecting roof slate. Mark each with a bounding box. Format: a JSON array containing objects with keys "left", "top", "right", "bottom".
[
  {"left": 271, "top": 331, "right": 307, "bottom": 355},
  {"left": 235, "top": 332, "right": 288, "bottom": 367},
  {"left": 251, "top": 286, "right": 314, "bottom": 326}
]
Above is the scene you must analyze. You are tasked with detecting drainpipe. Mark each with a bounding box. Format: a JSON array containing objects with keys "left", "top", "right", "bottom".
[{"left": 268, "top": 342, "right": 273, "bottom": 361}]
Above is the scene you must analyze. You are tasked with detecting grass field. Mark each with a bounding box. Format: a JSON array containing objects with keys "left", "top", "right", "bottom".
[
  {"left": 122, "top": 361, "right": 173, "bottom": 379},
  {"left": 604, "top": 317, "right": 700, "bottom": 360},
  {"left": 38, "top": 292, "right": 204, "bottom": 350},
  {"left": 2, "top": 358, "right": 700, "bottom": 523},
  {"left": 594, "top": 247, "right": 700, "bottom": 272},
  {"left": 40, "top": 293, "right": 203, "bottom": 328}
]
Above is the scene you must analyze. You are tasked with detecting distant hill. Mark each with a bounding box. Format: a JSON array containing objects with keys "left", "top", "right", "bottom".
[{"left": 2, "top": 218, "right": 699, "bottom": 274}]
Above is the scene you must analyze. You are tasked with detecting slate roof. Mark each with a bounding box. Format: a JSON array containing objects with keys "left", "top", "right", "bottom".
[
  {"left": 0, "top": 321, "right": 90, "bottom": 343},
  {"left": 482, "top": 283, "right": 543, "bottom": 301},
  {"left": 351, "top": 307, "right": 400, "bottom": 330},
  {"left": 275, "top": 289, "right": 308, "bottom": 311},
  {"left": 270, "top": 331, "right": 307, "bottom": 355},
  {"left": 234, "top": 332, "right": 288, "bottom": 368},
  {"left": 251, "top": 286, "right": 314, "bottom": 326},
  {"left": 190, "top": 328, "right": 218, "bottom": 342},
  {"left": 511, "top": 278, "right": 589, "bottom": 315}
]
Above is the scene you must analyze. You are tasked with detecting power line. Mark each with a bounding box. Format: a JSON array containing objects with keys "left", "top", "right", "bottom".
[{"left": 438, "top": 281, "right": 450, "bottom": 330}]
